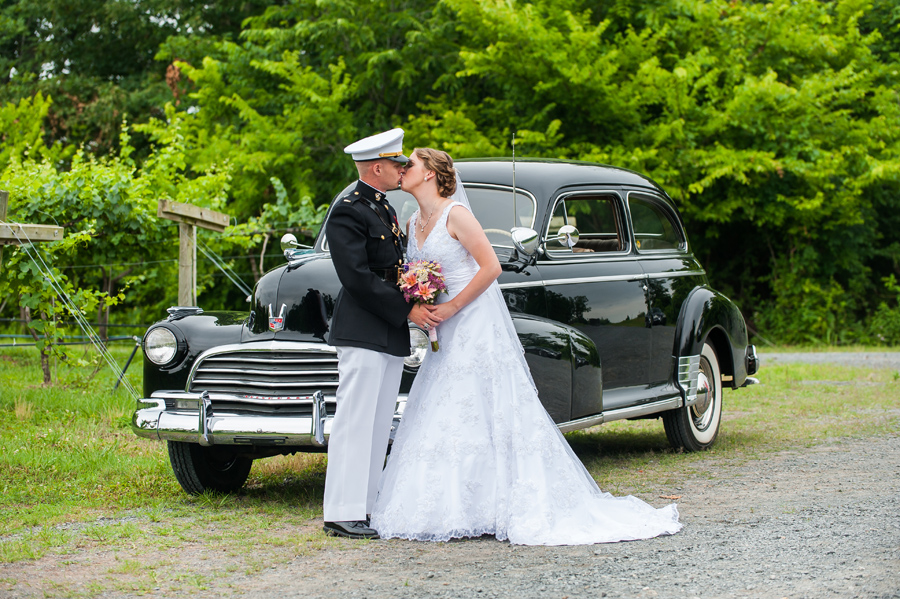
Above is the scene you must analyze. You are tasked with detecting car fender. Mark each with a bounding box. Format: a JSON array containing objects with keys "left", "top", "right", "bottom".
[
  {"left": 143, "top": 312, "right": 246, "bottom": 397},
  {"left": 509, "top": 313, "right": 603, "bottom": 422},
  {"left": 673, "top": 286, "right": 751, "bottom": 387}
]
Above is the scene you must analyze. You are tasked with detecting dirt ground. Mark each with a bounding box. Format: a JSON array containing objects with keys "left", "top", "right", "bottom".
[
  {"left": 3, "top": 352, "right": 899, "bottom": 598},
  {"left": 3, "top": 432, "right": 898, "bottom": 599}
]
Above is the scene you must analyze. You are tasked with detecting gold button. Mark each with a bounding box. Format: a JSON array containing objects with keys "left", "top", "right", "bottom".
[{"left": 381, "top": 235, "right": 385, "bottom": 240}]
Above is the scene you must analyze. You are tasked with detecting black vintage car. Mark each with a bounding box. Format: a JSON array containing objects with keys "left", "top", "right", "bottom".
[{"left": 134, "top": 159, "right": 759, "bottom": 495}]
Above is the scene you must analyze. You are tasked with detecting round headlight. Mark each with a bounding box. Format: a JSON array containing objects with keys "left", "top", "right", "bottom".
[
  {"left": 144, "top": 327, "right": 178, "bottom": 365},
  {"left": 404, "top": 328, "right": 429, "bottom": 368}
]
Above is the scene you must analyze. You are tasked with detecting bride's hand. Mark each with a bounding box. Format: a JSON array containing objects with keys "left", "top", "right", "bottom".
[{"left": 430, "top": 302, "right": 459, "bottom": 321}]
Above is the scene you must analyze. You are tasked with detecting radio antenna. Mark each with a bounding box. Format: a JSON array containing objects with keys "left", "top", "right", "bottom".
[{"left": 511, "top": 131, "right": 517, "bottom": 228}]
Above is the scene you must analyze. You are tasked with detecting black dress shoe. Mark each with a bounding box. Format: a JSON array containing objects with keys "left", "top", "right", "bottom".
[{"left": 323, "top": 520, "right": 379, "bottom": 539}]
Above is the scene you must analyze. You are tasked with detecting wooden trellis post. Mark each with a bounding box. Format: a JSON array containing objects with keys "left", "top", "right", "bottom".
[
  {"left": 0, "top": 190, "right": 65, "bottom": 266},
  {"left": 157, "top": 200, "right": 230, "bottom": 307}
]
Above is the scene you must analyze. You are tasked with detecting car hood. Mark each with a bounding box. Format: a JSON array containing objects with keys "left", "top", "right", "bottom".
[{"left": 243, "top": 253, "right": 340, "bottom": 343}]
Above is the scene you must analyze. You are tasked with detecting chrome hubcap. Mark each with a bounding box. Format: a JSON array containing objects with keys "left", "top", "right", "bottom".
[
  {"left": 691, "top": 367, "right": 714, "bottom": 431},
  {"left": 693, "top": 372, "right": 711, "bottom": 415}
]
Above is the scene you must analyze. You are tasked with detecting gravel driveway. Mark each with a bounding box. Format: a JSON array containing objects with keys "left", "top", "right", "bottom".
[
  {"left": 760, "top": 351, "right": 900, "bottom": 371},
  {"left": 3, "top": 353, "right": 898, "bottom": 599},
  {"left": 234, "top": 434, "right": 900, "bottom": 599},
  {"left": 225, "top": 353, "right": 900, "bottom": 599}
]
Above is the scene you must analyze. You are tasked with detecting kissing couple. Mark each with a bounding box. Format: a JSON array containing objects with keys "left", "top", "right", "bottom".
[{"left": 322, "top": 129, "right": 682, "bottom": 545}]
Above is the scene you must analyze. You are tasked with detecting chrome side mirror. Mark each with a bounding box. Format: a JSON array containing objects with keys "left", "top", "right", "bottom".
[
  {"left": 511, "top": 227, "right": 539, "bottom": 257},
  {"left": 281, "top": 233, "right": 313, "bottom": 261},
  {"left": 549, "top": 225, "right": 579, "bottom": 248},
  {"left": 281, "top": 233, "right": 298, "bottom": 253}
]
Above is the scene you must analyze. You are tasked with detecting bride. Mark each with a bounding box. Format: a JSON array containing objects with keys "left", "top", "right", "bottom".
[{"left": 370, "top": 148, "right": 682, "bottom": 545}]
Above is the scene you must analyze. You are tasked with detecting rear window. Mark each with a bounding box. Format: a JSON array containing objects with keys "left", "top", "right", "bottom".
[{"left": 628, "top": 194, "right": 685, "bottom": 252}]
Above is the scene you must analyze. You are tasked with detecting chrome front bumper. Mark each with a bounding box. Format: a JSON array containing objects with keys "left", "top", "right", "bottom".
[{"left": 132, "top": 390, "right": 407, "bottom": 447}]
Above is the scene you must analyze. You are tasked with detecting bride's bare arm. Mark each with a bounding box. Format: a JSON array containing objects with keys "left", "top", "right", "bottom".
[{"left": 430, "top": 205, "right": 502, "bottom": 320}]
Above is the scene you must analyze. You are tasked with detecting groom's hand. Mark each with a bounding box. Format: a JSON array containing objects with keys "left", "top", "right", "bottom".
[{"left": 409, "top": 303, "right": 442, "bottom": 329}]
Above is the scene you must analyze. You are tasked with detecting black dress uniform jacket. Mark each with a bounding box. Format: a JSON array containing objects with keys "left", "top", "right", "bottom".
[{"left": 326, "top": 181, "right": 411, "bottom": 357}]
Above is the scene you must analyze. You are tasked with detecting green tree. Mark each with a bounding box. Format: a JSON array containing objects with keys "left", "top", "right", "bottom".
[
  {"left": 409, "top": 0, "right": 900, "bottom": 344},
  {"left": 0, "top": 0, "right": 276, "bottom": 157},
  {"left": 144, "top": 0, "right": 463, "bottom": 218}
]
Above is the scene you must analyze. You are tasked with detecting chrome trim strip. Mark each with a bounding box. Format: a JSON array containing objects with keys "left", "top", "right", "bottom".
[
  {"left": 540, "top": 256, "right": 644, "bottom": 265},
  {"left": 191, "top": 378, "right": 339, "bottom": 389},
  {"left": 498, "top": 280, "right": 545, "bottom": 289},
  {"left": 643, "top": 269, "right": 707, "bottom": 279},
  {"left": 186, "top": 341, "right": 337, "bottom": 392},
  {"left": 285, "top": 253, "right": 322, "bottom": 268},
  {"left": 678, "top": 354, "right": 701, "bottom": 406},
  {"left": 603, "top": 397, "right": 683, "bottom": 422},
  {"left": 145, "top": 390, "right": 336, "bottom": 405},
  {"left": 555, "top": 396, "right": 684, "bottom": 433},
  {"left": 499, "top": 270, "right": 706, "bottom": 290},
  {"left": 203, "top": 356, "right": 338, "bottom": 364},
  {"left": 500, "top": 269, "right": 706, "bottom": 289},
  {"left": 557, "top": 414, "right": 604, "bottom": 434},
  {"left": 197, "top": 368, "right": 338, "bottom": 376},
  {"left": 501, "top": 274, "right": 648, "bottom": 290},
  {"left": 542, "top": 274, "right": 648, "bottom": 286}
]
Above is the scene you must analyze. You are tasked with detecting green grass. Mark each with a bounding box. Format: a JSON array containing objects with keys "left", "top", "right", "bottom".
[
  {"left": 567, "top": 360, "right": 900, "bottom": 495},
  {"left": 0, "top": 345, "right": 898, "bottom": 595},
  {"left": 0, "top": 346, "right": 329, "bottom": 577}
]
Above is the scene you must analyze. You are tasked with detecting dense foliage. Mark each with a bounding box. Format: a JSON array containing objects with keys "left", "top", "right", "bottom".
[{"left": 1, "top": 0, "right": 899, "bottom": 354}]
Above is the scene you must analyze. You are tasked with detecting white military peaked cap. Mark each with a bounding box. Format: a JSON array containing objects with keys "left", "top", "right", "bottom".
[{"left": 344, "top": 128, "right": 408, "bottom": 163}]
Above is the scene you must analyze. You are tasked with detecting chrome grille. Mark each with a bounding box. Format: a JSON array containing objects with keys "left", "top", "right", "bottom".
[{"left": 189, "top": 350, "right": 339, "bottom": 399}]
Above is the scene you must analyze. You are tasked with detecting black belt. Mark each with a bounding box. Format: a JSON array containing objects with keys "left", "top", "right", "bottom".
[{"left": 371, "top": 266, "right": 401, "bottom": 284}]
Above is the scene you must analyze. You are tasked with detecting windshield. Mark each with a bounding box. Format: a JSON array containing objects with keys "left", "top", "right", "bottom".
[{"left": 387, "top": 185, "right": 535, "bottom": 247}]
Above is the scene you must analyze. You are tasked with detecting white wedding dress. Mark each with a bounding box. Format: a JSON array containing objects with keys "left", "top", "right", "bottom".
[{"left": 370, "top": 202, "right": 682, "bottom": 545}]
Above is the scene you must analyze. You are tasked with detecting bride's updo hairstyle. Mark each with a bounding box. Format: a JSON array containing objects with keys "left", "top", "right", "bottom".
[{"left": 415, "top": 148, "right": 457, "bottom": 198}]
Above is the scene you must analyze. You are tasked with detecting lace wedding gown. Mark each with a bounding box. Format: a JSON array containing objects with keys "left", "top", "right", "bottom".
[{"left": 370, "top": 203, "right": 682, "bottom": 545}]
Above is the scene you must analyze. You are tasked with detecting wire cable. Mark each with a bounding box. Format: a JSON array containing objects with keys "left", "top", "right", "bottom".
[
  {"left": 197, "top": 239, "right": 254, "bottom": 298},
  {"left": 0, "top": 220, "right": 140, "bottom": 399}
]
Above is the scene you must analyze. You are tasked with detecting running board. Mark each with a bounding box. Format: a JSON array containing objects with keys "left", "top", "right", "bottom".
[{"left": 557, "top": 396, "right": 683, "bottom": 434}]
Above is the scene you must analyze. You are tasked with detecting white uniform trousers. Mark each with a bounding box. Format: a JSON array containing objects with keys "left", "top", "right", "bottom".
[{"left": 323, "top": 346, "right": 404, "bottom": 522}]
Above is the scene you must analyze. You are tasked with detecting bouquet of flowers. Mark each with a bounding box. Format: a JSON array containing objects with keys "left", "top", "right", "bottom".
[{"left": 399, "top": 259, "right": 448, "bottom": 351}]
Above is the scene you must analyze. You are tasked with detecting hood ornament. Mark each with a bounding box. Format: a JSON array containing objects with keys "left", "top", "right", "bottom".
[{"left": 268, "top": 303, "right": 287, "bottom": 332}]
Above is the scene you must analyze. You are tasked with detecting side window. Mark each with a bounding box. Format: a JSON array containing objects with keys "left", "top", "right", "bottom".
[
  {"left": 547, "top": 194, "right": 625, "bottom": 256},
  {"left": 629, "top": 194, "right": 685, "bottom": 252}
]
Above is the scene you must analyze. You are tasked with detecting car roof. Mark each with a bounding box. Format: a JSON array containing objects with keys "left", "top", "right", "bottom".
[{"left": 456, "top": 158, "right": 669, "bottom": 200}]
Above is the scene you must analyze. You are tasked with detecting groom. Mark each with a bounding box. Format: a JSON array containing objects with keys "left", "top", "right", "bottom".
[{"left": 323, "top": 128, "right": 439, "bottom": 538}]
